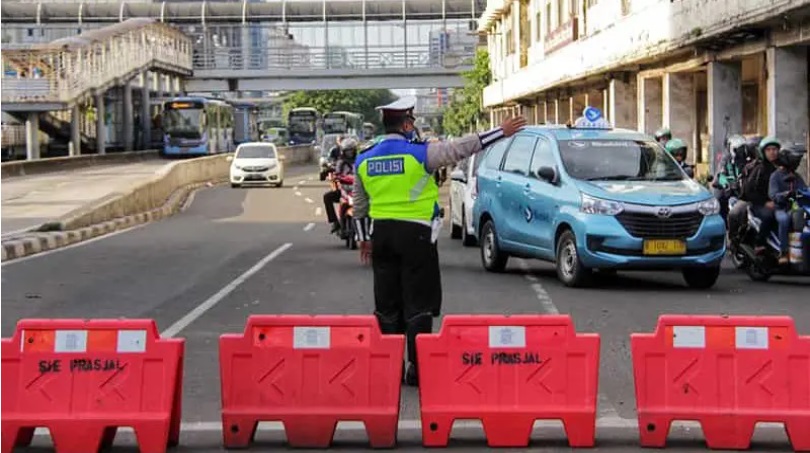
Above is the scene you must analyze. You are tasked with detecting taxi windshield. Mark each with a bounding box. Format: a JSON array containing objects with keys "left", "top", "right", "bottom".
[{"left": 558, "top": 139, "right": 685, "bottom": 181}]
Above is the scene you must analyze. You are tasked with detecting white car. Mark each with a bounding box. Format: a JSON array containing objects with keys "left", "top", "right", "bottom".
[
  {"left": 229, "top": 142, "right": 284, "bottom": 188},
  {"left": 449, "top": 153, "right": 480, "bottom": 246}
]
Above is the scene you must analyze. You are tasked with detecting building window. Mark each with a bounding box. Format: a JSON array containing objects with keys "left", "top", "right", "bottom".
[
  {"left": 547, "top": 3, "right": 553, "bottom": 32},
  {"left": 588, "top": 0, "right": 599, "bottom": 6},
  {"left": 536, "top": 11, "right": 542, "bottom": 41},
  {"left": 557, "top": 0, "right": 565, "bottom": 27}
]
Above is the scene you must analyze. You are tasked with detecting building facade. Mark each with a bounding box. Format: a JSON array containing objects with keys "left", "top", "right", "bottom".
[{"left": 478, "top": 0, "right": 809, "bottom": 176}]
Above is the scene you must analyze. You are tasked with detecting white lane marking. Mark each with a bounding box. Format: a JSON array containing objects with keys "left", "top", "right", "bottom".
[
  {"left": 1, "top": 223, "right": 151, "bottom": 267},
  {"left": 31, "top": 417, "right": 788, "bottom": 437},
  {"left": 315, "top": 207, "right": 322, "bottom": 216},
  {"left": 304, "top": 197, "right": 314, "bottom": 204},
  {"left": 303, "top": 223, "right": 315, "bottom": 231},
  {"left": 293, "top": 186, "right": 299, "bottom": 191},
  {"left": 517, "top": 259, "right": 557, "bottom": 315},
  {"left": 298, "top": 179, "right": 306, "bottom": 185},
  {"left": 516, "top": 259, "right": 621, "bottom": 419},
  {"left": 160, "top": 243, "right": 293, "bottom": 338},
  {"left": 294, "top": 191, "right": 303, "bottom": 197},
  {"left": 307, "top": 176, "right": 313, "bottom": 181}
]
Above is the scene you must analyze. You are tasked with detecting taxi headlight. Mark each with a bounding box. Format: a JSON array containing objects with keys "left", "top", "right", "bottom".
[
  {"left": 697, "top": 197, "right": 720, "bottom": 216},
  {"left": 580, "top": 194, "right": 624, "bottom": 215}
]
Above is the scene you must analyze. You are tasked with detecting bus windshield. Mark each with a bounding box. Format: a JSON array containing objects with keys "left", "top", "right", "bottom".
[
  {"left": 323, "top": 115, "right": 347, "bottom": 134},
  {"left": 163, "top": 108, "right": 204, "bottom": 139}
]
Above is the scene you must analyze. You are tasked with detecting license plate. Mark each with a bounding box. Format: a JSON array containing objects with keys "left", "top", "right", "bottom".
[{"left": 643, "top": 239, "right": 686, "bottom": 255}]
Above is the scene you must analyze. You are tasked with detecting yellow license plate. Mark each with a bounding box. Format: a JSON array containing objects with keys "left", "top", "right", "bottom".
[{"left": 643, "top": 239, "right": 686, "bottom": 255}]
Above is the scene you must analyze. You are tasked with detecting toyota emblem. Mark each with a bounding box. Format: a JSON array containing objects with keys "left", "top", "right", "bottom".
[{"left": 656, "top": 207, "right": 673, "bottom": 218}]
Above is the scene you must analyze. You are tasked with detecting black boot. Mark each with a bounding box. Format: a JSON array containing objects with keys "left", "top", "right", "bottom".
[{"left": 404, "top": 312, "right": 433, "bottom": 387}]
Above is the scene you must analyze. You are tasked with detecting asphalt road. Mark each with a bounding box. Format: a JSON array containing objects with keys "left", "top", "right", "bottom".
[{"left": 3, "top": 164, "right": 808, "bottom": 452}]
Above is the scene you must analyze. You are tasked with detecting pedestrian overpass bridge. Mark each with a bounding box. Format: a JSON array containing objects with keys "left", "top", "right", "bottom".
[
  {"left": 1, "top": 1, "right": 482, "bottom": 158},
  {"left": 2, "top": 0, "right": 483, "bottom": 92}
]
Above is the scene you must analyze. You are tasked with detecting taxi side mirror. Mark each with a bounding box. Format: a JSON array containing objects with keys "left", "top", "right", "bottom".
[
  {"left": 450, "top": 168, "right": 467, "bottom": 183},
  {"left": 536, "top": 166, "right": 557, "bottom": 184}
]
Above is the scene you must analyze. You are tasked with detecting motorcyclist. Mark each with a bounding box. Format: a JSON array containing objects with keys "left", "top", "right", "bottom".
[
  {"left": 334, "top": 137, "right": 358, "bottom": 176},
  {"left": 328, "top": 135, "right": 344, "bottom": 162},
  {"left": 323, "top": 137, "right": 358, "bottom": 233},
  {"left": 768, "top": 144, "right": 807, "bottom": 264},
  {"left": 655, "top": 128, "right": 672, "bottom": 146},
  {"left": 728, "top": 136, "right": 781, "bottom": 253},
  {"left": 713, "top": 135, "right": 750, "bottom": 222},
  {"left": 664, "top": 138, "right": 695, "bottom": 178}
]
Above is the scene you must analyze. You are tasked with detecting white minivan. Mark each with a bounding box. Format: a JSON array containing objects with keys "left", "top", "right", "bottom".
[
  {"left": 228, "top": 142, "right": 284, "bottom": 188},
  {"left": 448, "top": 153, "right": 481, "bottom": 246}
]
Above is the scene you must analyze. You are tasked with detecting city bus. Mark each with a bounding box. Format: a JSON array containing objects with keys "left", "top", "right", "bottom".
[
  {"left": 161, "top": 97, "right": 234, "bottom": 156},
  {"left": 323, "top": 111, "right": 365, "bottom": 139},
  {"left": 287, "top": 107, "right": 320, "bottom": 145},
  {"left": 231, "top": 101, "right": 260, "bottom": 145}
]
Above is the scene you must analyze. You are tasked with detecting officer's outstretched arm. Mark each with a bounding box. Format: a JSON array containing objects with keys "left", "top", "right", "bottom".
[
  {"left": 352, "top": 173, "right": 373, "bottom": 242},
  {"left": 424, "top": 127, "right": 505, "bottom": 172}
]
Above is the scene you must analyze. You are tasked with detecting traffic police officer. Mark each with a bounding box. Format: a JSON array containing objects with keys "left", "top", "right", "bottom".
[{"left": 352, "top": 95, "right": 526, "bottom": 386}]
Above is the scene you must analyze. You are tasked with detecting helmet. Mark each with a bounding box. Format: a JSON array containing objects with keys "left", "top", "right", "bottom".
[
  {"left": 776, "top": 143, "right": 806, "bottom": 172},
  {"left": 655, "top": 128, "right": 672, "bottom": 142},
  {"left": 759, "top": 136, "right": 781, "bottom": 154},
  {"left": 726, "top": 134, "right": 748, "bottom": 160},
  {"left": 665, "top": 138, "right": 688, "bottom": 158},
  {"left": 744, "top": 135, "right": 762, "bottom": 159},
  {"left": 340, "top": 137, "right": 359, "bottom": 151}
]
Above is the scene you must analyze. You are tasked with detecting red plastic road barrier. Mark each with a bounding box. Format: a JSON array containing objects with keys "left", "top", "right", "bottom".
[
  {"left": 219, "top": 315, "right": 405, "bottom": 448},
  {"left": 417, "top": 314, "right": 600, "bottom": 448},
  {"left": 631, "top": 315, "right": 810, "bottom": 451},
  {"left": 1, "top": 319, "right": 184, "bottom": 453}
]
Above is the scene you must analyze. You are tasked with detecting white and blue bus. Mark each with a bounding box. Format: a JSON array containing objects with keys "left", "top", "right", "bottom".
[
  {"left": 162, "top": 97, "right": 234, "bottom": 156},
  {"left": 287, "top": 107, "right": 320, "bottom": 145},
  {"left": 231, "top": 101, "right": 260, "bottom": 145},
  {"left": 323, "top": 111, "right": 365, "bottom": 140}
]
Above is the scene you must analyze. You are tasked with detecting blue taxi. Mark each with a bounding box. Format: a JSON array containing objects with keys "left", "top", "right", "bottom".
[{"left": 472, "top": 107, "right": 726, "bottom": 288}]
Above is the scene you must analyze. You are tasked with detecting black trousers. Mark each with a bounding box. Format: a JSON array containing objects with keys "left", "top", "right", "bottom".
[
  {"left": 323, "top": 190, "right": 340, "bottom": 223},
  {"left": 372, "top": 220, "right": 442, "bottom": 370}
]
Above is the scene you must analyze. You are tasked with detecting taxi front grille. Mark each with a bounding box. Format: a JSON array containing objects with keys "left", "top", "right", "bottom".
[{"left": 616, "top": 211, "right": 704, "bottom": 238}]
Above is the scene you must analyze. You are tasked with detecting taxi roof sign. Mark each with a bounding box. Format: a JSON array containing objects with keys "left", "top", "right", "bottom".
[{"left": 572, "top": 107, "right": 612, "bottom": 129}]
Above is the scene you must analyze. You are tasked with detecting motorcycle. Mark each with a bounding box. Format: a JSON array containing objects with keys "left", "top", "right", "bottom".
[
  {"left": 708, "top": 174, "right": 746, "bottom": 269},
  {"left": 733, "top": 186, "right": 810, "bottom": 281},
  {"left": 329, "top": 172, "right": 358, "bottom": 250}
]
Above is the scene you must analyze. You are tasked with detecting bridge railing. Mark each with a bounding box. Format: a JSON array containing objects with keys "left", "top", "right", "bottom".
[
  {"left": 192, "top": 45, "right": 474, "bottom": 71},
  {"left": 1, "top": 19, "right": 192, "bottom": 106}
]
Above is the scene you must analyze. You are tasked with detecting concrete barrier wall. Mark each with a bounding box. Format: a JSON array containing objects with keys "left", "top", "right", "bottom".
[
  {"left": 60, "top": 154, "right": 229, "bottom": 230},
  {"left": 277, "top": 144, "right": 316, "bottom": 165},
  {"left": 1, "top": 150, "right": 160, "bottom": 179}
]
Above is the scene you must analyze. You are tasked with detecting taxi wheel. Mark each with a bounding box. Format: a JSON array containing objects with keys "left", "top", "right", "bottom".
[
  {"left": 480, "top": 220, "right": 508, "bottom": 272},
  {"left": 682, "top": 266, "right": 721, "bottom": 289},
  {"left": 555, "top": 230, "right": 593, "bottom": 288}
]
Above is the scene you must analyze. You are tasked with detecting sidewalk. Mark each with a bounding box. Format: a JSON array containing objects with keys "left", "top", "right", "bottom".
[{"left": 1, "top": 160, "right": 170, "bottom": 238}]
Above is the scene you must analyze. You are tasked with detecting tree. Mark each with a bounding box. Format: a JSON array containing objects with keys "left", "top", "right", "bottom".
[
  {"left": 282, "top": 89, "right": 397, "bottom": 131},
  {"left": 442, "top": 48, "right": 492, "bottom": 137}
]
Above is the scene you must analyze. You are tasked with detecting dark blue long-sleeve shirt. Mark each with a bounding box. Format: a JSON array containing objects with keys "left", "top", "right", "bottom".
[{"left": 769, "top": 168, "right": 807, "bottom": 209}]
